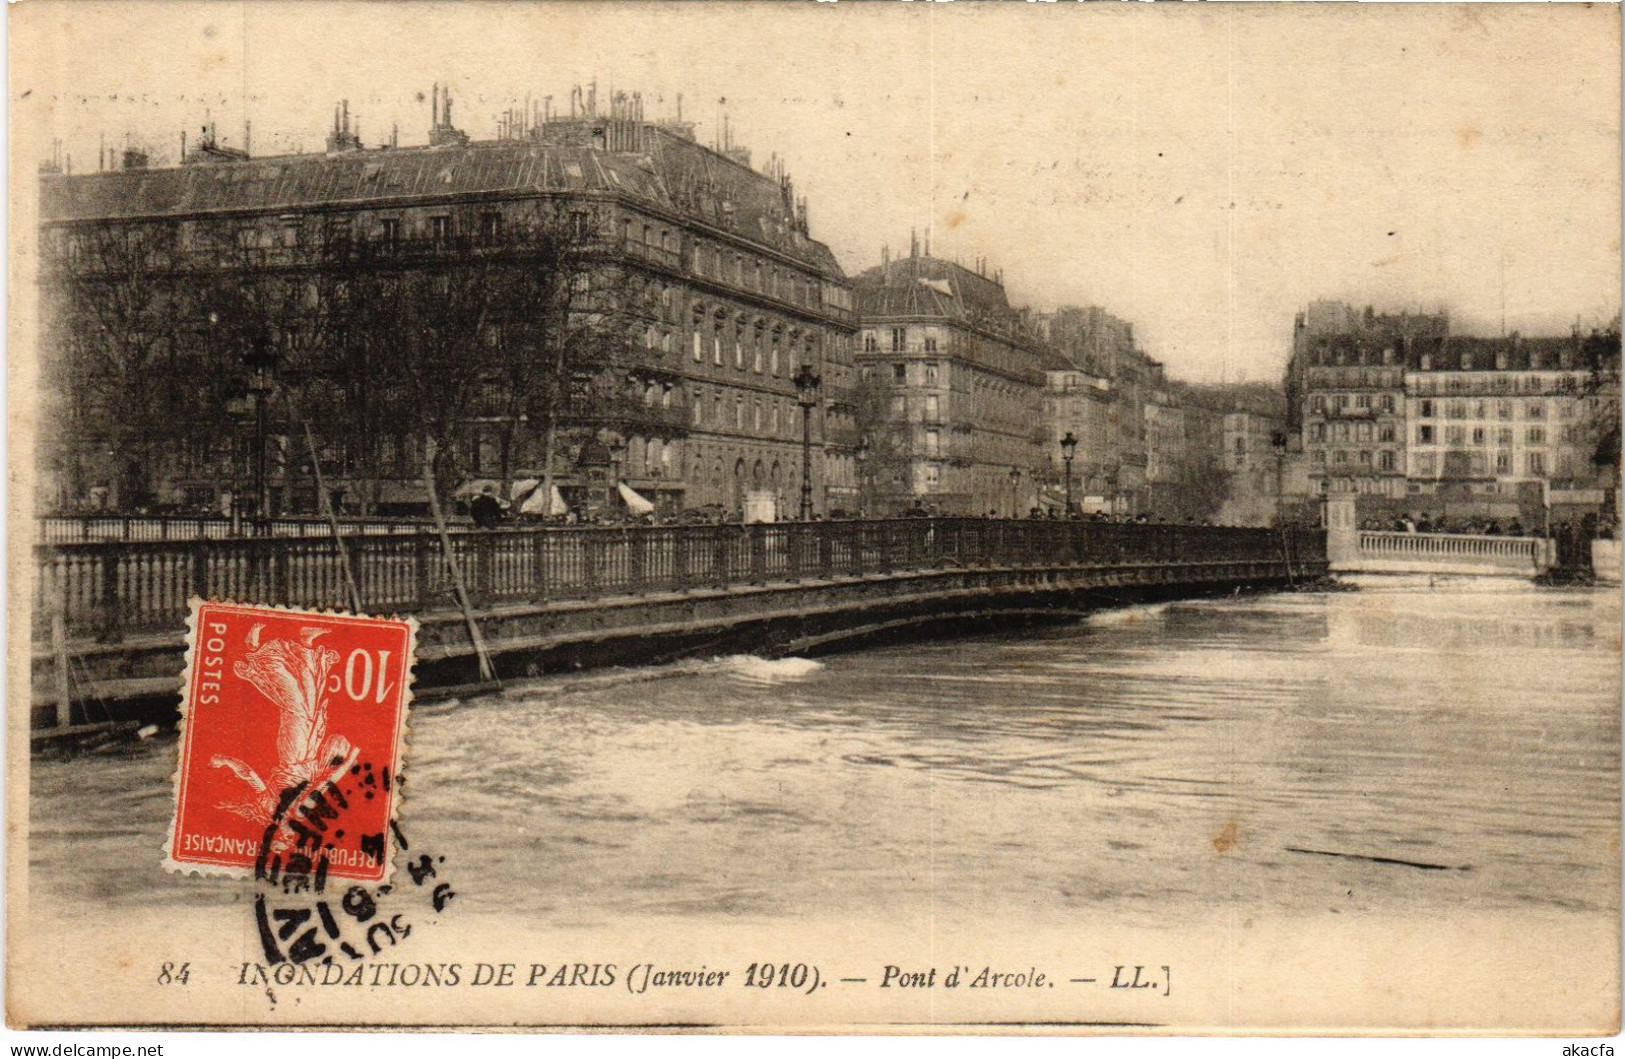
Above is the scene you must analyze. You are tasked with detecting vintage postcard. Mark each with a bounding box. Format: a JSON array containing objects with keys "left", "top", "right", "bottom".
[{"left": 7, "top": 0, "right": 1621, "bottom": 1039}]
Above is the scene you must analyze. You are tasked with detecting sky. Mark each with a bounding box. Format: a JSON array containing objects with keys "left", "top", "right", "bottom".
[{"left": 11, "top": 1, "right": 1621, "bottom": 383}]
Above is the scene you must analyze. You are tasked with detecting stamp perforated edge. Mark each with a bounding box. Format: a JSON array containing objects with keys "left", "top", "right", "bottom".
[{"left": 161, "top": 597, "right": 419, "bottom": 884}]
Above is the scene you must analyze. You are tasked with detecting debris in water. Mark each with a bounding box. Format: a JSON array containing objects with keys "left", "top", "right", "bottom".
[{"left": 1285, "top": 846, "right": 1468, "bottom": 871}]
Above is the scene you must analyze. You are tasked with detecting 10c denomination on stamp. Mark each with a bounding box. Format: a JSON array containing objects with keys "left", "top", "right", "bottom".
[{"left": 166, "top": 600, "right": 416, "bottom": 883}]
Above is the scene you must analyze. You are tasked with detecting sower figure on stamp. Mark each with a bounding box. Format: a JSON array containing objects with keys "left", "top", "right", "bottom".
[{"left": 211, "top": 623, "right": 358, "bottom": 833}]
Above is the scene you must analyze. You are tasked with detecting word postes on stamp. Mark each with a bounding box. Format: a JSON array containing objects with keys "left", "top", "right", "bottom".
[{"left": 166, "top": 601, "right": 416, "bottom": 883}]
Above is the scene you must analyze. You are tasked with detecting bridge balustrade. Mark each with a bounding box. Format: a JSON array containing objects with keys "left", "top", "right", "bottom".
[
  {"left": 34, "top": 518, "right": 1324, "bottom": 642},
  {"left": 1356, "top": 530, "right": 1540, "bottom": 564}
]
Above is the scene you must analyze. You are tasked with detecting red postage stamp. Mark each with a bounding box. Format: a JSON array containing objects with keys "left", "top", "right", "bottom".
[{"left": 165, "top": 600, "right": 416, "bottom": 883}]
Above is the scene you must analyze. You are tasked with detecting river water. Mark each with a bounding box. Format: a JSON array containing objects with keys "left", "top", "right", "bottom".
[{"left": 30, "top": 579, "right": 1621, "bottom": 931}]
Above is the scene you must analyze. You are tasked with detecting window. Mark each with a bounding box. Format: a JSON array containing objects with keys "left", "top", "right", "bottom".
[
  {"left": 1498, "top": 427, "right": 1513, "bottom": 445},
  {"left": 1380, "top": 394, "right": 1395, "bottom": 414},
  {"left": 863, "top": 332, "right": 878, "bottom": 353},
  {"left": 1445, "top": 426, "right": 1465, "bottom": 446},
  {"left": 479, "top": 212, "right": 503, "bottom": 243},
  {"left": 379, "top": 217, "right": 400, "bottom": 247},
  {"left": 1415, "top": 453, "right": 1437, "bottom": 475},
  {"left": 1420, "top": 400, "right": 1434, "bottom": 418},
  {"left": 1418, "top": 425, "right": 1434, "bottom": 444},
  {"left": 923, "top": 465, "right": 940, "bottom": 488},
  {"left": 1497, "top": 400, "right": 1513, "bottom": 420},
  {"left": 1379, "top": 425, "right": 1396, "bottom": 443},
  {"left": 1311, "top": 395, "right": 1326, "bottom": 413},
  {"left": 893, "top": 363, "right": 906, "bottom": 383},
  {"left": 1527, "top": 452, "right": 1546, "bottom": 476},
  {"left": 1379, "top": 450, "right": 1396, "bottom": 472},
  {"left": 1358, "top": 450, "right": 1373, "bottom": 467},
  {"left": 925, "top": 362, "right": 939, "bottom": 385},
  {"left": 1355, "top": 393, "right": 1371, "bottom": 410},
  {"left": 925, "top": 429, "right": 940, "bottom": 456},
  {"left": 692, "top": 332, "right": 703, "bottom": 362},
  {"left": 1333, "top": 450, "right": 1350, "bottom": 465},
  {"left": 1525, "top": 400, "right": 1545, "bottom": 420},
  {"left": 924, "top": 336, "right": 938, "bottom": 354},
  {"left": 924, "top": 395, "right": 939, "bottom": 421},
  {"left": 1311, "top": 423, "right": 1327, "bottom": 442},
  {"left": 1471, "top": 428, "right": 1485, "bottom": 446},
  {"left": 1495, "top": 452, "right": 1511, "bottom": 475},
  {"left": 890, "top": 327, "right": 906, "bottom": 353},
  {"left": 430, "top": 215, "right": 452, "bottom": 243},
  {"left": 1526, "top": 427, "right": 1546, "bottom": 445}
]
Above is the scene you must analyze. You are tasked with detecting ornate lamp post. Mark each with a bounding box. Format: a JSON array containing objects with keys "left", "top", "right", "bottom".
[
  {"left": 1270, "top": 429, "right": 1289, "bottom": 527},
  {"left": 854, "top": 436, "right": 871, "bottom": 518},
  {"left": 242, "top": 333, "right": 280, "bottom": 533},
  {"left": 1060, "top": 431, "right": 1078, "bottom": 518},
  {"left": 1008, "top": 466, "right": 1022, "bottom": 519},
  {"left": 792, "top": 363, "right": 822, "bottom": 521}
]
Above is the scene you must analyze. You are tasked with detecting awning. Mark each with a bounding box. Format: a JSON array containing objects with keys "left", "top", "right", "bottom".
[
  {"left": 519, "top": 484, "right": 568, "bottom": 516},
  {"left": 453, "top": 479, "right": 502, "bottom": 500},
  {"left": 509, "top": 478, "right": 540, "bottom": 501},
  {"left": 617, "top": 481, "right": 656, "bottom": 515}
]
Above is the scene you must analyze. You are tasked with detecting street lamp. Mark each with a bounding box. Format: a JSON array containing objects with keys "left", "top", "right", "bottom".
[
  {"left": 854, "top": 436, "right": 871, "bottom": 518},
  {"left": 1008, "top": 466, "right": 1021, "bottom": 519},
  {"left": 1270, "top": 429, "right": 1289, "bottom": 527},
  {"left": 792, "top": 363, "right": 822, "bottom": 521},
  {"left": 242, "top": 333, "right": 280, "bottom": 533},
  {"left": 1060, "top": 432, "right": 1078, "bottom": 519}
]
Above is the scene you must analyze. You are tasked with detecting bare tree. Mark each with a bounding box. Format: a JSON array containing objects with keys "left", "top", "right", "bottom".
[{"left": 41, "top": 220, "right": 215, "bottom": 509}]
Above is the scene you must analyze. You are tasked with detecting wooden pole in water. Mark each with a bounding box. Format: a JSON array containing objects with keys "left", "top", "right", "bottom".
[
  {"left": 291, "top": 393, "right": 363, "bottom": 614},
  {"left": 423, "top": 439, "right": 499, "bottom": 686},
  {"left": 51, "top": 578, "right": 72, "bottom": 728}
]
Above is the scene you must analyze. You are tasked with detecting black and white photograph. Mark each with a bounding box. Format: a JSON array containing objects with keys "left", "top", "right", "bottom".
[{"left": 6, "top": 0, "right": 1621, "bottom": 1039}]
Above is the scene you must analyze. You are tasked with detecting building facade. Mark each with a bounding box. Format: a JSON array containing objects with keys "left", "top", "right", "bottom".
[
  {"left": 853, "top": 250, "right": 1053, "bottom": 516},
  {"left": 37, "top": 87, "right": 857, "bottom": 520},
  {"left": 1035, "top": 305, "right": 1156, "bottom": 514},
  {"left": 1286, "top": 302, "right": 1450, "bottom": 500},
  {"left": 1219, "top": 410, "right": 1286, "bottom": 526},
  {"left": 1284, "top": 301, "right": 1620, "bottom": 526},
  {"left": 1405, "top": 334, "right": 1619, "bottom": 521}
]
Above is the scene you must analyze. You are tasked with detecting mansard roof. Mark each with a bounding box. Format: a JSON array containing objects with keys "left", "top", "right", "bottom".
[{"left": 39, "top": 126, "right": 842, "bottom": 276}]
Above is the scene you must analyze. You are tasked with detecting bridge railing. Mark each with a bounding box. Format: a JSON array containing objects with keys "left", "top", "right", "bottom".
[
  {"left": 1355, "top": 530, "right": 1543, "bottom": 567},
  {"left": 36, "top": 513, "right": 446, "bottom": 544},
  {"left": 33, "top": 519, "right": 1324, "bottom": 642}
]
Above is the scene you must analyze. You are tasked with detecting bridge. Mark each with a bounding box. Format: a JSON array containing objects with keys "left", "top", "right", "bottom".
[
  {"left": 1323, "top": 495, "right": 1557, "bottom": 578},
  {"left": 31, "top": 517, "right": 1326, "bottom": 732}
]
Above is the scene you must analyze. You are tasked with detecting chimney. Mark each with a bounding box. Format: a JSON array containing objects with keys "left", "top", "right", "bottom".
[{"left": 327, "top": 99, "right": 362, "bottom": 152}]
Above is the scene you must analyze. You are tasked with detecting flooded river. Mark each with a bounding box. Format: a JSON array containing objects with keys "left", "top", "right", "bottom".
[{"left": 30, "top": 579, "right": 1621, "bottom": 930}]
